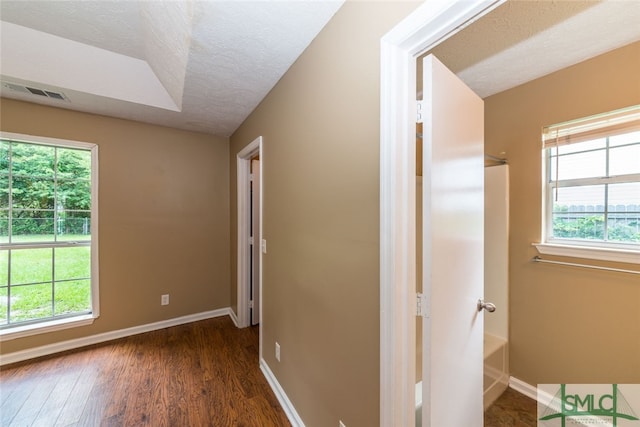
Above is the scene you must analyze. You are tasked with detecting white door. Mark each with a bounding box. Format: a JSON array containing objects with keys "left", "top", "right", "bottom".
[
  {"left": 421, "top": 54, "right": 484, "bottom": 427},
  {"left": 250, "top": 159, "right": 261, "bottom": 326}
]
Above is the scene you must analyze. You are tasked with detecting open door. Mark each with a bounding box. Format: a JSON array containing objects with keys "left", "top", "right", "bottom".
[
  {"left": 420, "top": 54, "right": 484, "bottom": 426},
  {"left": 250, "top": 159, "right": 261, "bottom": 326}
]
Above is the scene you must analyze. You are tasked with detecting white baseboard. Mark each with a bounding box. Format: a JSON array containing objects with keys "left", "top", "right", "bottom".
[
  {"left": 509, "top": 376, "right": 538, "bottom": 400},
  {"left": 510, "top": 375, "right": 557, "bottom": 405},
  {"left": 260, "top": 358, "right": 305, "bottom": 427},
  {"left": 228, "top": 308, "right": 239, "bottom": 328},
  {"left": 0, "top": 307, "right": 231, "bottom": 366}
]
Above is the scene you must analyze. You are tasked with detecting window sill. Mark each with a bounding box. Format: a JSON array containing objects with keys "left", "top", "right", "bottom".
[
  {"left": 0, "top": 314, "right": 96, "bottom": 342},
  {"left": 533, "top": 242, "right": 640, "bottom": 264}
]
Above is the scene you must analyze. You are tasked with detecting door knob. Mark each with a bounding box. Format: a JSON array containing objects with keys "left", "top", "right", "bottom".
[{"left": 477, "top": 299, "right": 496, "bottom": 313}]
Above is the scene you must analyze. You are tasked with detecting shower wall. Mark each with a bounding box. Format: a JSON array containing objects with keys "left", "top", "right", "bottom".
[
  {"left": 484, "top": 164, "right": 509, "bottom": 340},
  {"left": 483, "top": 163, "right": 510, "bottom": 409}
]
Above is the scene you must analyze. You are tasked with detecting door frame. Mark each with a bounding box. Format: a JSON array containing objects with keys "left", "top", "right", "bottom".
[
  {"left": 379, "top": 1, "right": 503, "bottom": 425},
  {"left": 237, "top": 136, "right": 263, "bottom": 329}
]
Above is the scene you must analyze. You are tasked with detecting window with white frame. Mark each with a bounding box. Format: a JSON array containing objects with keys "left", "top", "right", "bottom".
[
  {"left": 0, "top": 134, "right": 98, "bottom": 336},
  {"left": 542, "top": 105, "right": 640, "bottom": 253}
]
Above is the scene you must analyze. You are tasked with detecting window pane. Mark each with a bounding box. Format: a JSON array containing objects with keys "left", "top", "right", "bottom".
[
  {"left": 609, "top": 182, "right": 640, "bottom": 207},
  {"left": 55, "top": 247, "right": 90, "bottom": 281},
  {"left": 0, "top": 140, "right": 8, "bottom": 173},
  {"left": 56, "top": 212, "right": 91, "bottom": 241},
  {"left": 0, "top": 286, "right": 7, "bottom": 325},
  {"left": 609, "top": 144, "right": 640, "bottom": 176},
  {"left": 552, "top": 185, "right": 605, "bottom": 240},
  {"left": 11, "top": 210, "right": 55, "bottom": 243},
  {"left": 11, "top": 176, "right": 55, "bottom": 209},
  {"left": 608, "top": 214, "right": 640, "bottom": 243},
  {"left": 553, "top": 185, "right": 605, "bottom": 212},
  {"left": 558, "top": 138, "right": 606, "bottom": 154},
  {"left": 0, "top": 211, "right": 7, "bottom": 244},
  {"left": 58, "top": 179, "right": 91, "bottom": 210},
  {"left": 57, "top": 149, "right": 91, "bottom": 180},
  {"left": 0, "top": 139, "right": 95, "bottom": 329},
  {"left": 608, "top": 182, "right": 640, "bottom": 243},
  {"left": 11, "top": 143, "right": 55, "bottom": 177},
  {"left": 10, "top": 248, "right": 52, "bottom": 285},
  {"left": 0, "top": 175, "right": 7, "bottom": 209},
  {"left": 610, "top": 130, "right": 640, "bottom": 147},
  {"left": 551, "top": 150, "right": 606, "bottom": 180},
  {"left": 10, "top": 283, "right": 53, "bottom": 323},
  {"left": 0, "top": 250, "right": 7, "bottom": 286},
  {"left": 54, "top": 280, "right": 91, "bottom": 316},
  {"left": 553, "top": 213, "right": 605, "bottom": 240}
]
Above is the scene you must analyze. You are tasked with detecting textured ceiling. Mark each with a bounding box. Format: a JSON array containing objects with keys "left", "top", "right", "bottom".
[
  {"left": 428, "top": 0, "right": 640, "bottom": 98},
  {"left": 1, "top": 1, "right": 639, "bottom": 137},
  {"left": 0, "top": 1, "right": 344, "bottom": 137}
]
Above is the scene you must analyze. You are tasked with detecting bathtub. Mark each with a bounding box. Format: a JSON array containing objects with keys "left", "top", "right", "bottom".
[
  {"left": 415, "top": 332, "right": 509, "bottom": 424},
  {"left": 483, "top": 333, "right": 509, "bottom": 409}
]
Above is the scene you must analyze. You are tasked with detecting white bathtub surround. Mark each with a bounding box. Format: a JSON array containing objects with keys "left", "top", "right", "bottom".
[
  {"left": 484, "top": 333, "right": 509, "bottom": 409},
  {"left": 483, "top": 163, "right": 510, "bottom": 408},
  {"left": 415, "top": 332, "right": 510, "bottom": 419}
]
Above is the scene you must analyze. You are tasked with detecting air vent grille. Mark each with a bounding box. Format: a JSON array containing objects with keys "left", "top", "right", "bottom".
[{"left": 2, "top": 81, "right": 68, "bottom": 101}]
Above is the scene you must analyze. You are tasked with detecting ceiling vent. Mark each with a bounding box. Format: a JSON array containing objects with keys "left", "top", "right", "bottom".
[{"left": 2, "top": 81, "right": 68, "bottom": 102}]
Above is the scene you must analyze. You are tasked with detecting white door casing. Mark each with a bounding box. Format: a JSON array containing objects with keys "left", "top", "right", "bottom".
[
  {"left": 379, "top": 1, "right": 504, "bottom": 425},
  {"left": 251, "top": 159, "right": 261, "bottom": 326},
  {"left": 237, "top": 136, "right": 263, "bottom": 330},
  {"left": 420, "top": 54, "right": 484, "bottom": 426}
]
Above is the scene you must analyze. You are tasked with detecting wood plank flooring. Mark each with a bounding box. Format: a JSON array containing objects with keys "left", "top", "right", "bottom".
[{"left": 0, "top": 317, "right": 291, "bottom": 427}]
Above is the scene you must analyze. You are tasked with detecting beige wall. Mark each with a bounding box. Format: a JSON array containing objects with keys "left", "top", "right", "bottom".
[
  {"left": 485, "top": 41, "right": 640, "bottom": 385},
  {"left": 230, "top": 2, "right": 419, "bottom": 426},
  {"left": 1, "top": 98, "right": 230, "bottom": 354}
]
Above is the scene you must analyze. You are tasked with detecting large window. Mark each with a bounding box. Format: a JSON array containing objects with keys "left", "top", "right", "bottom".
[
  {"left": 0, "top": 133, "right": 98, "bottom": 337},
  {"left": 541, "top": 106, "right": 640, "bottom": 256}
]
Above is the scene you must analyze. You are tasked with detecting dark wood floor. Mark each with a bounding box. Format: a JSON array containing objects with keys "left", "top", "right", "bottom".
[
  {"left": 0, "top": 317, "right": 291, "bottom": 427},
  {"left": 1, "top": 315, "right": 537, "bottom": 427}
]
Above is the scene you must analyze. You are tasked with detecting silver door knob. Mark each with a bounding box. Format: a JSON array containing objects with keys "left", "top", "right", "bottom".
[{"left": 477, "top": 299, "right": 496, "bottom": 313}]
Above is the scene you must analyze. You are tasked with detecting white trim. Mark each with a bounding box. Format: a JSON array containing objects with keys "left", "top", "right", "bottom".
[
  {"left": 0, "top": 131, "right": 96, "bottom": 150},
  {"left": 0, "top": 308, "right": 230, "bottom": 366},
  {"left": 260, "top": 358, "right": 305, "bottom": 427},
  {"left": 509, "top": 376, "right": 539, "bottom": 401},
  {"left": 91, "top": 142, "right": 100, "bottom": 318},
  {"left": 534, "top": 243, "right": 640, "bottom": 264},
  {"left": 509, "top": 376, "right": 559, "bottom": 407},
  {"left": 228, "top": 306, "right": 239, "bottom": 328},
  {"left": 0, "top": 314, "right": 95, "bottom": 342},
  {"left": 379, "top": 1, "right": 505, "bottom": 425},
  {"left": 236, "top": 136, "right": 263, "bottom": 329}
]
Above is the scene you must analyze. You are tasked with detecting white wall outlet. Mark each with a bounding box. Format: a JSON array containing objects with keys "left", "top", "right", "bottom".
[
  {"left": 261, "top": 239, "right": 267, "bottom": 254},
  {"left": 275, "top": 342, "right": 281, "bottom": 362},
  {"left": 161, "top": 294, "right": 169, "bottom": 305},
  {"left": 339, "top": 421, "right": 346, "bottom": 427}
]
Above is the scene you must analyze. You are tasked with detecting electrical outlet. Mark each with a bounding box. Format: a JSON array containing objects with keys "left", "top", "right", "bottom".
[
  {"left": 339, "top": 421, "right": 346, "bottom": 427},
  {"left": 275, "top": 342, "right": 281, "bottom": 362},
  {"left": 161, "top": 294, "right": 169, "bottom": 305}
]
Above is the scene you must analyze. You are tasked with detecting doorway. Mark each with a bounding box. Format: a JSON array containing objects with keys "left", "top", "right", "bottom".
[
  {"left": 379, "top": 1, "right": 504, "bottom": 426},
  {"left": 249, "top": 157, "right": 261, "bottom": 326},
  {"left": 236, "top": 136, "right": 263, "bottom": 330}
]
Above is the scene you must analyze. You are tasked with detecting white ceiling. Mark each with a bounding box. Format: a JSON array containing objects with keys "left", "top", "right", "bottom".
[
  {"left": 430, "top": 0, "right": 640, "bottom": 99},
  {"left": 0, "top": 0, "right": 344, "bottom": 137},
  {"left": 1, "top": 1, "right": 639, "bottom": 137}
]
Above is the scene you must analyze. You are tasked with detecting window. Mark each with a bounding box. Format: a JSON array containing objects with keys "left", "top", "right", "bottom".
[
  {"left": 538, "top": 105, "right": 640, "bottom": 262},
  {"left": 0, "top": 133, "right": 98, "bottom": 339}
]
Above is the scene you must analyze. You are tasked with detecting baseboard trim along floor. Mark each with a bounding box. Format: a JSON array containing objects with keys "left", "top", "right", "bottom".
[
  {"left": 0, "top": 307, "right": 231, "bottom": 366},
  {"left": 260, "top": 358, "right": 306, "bottom": 427}
]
